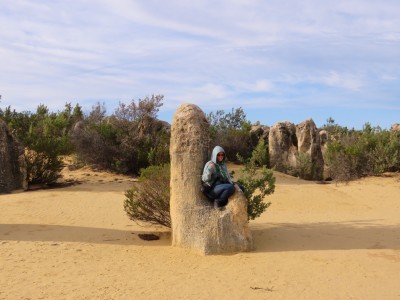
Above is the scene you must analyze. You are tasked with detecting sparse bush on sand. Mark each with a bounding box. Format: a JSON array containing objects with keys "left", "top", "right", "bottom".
[{"left": 124, "top": 164, "right": 171, "bottom": 227}]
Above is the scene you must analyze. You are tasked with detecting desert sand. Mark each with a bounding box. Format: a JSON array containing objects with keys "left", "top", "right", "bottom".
[{"left": 1, "top": 163, "right": 400, "bottom": 300}]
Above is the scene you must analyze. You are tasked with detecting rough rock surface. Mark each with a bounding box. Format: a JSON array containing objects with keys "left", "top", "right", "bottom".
[
  {"left": 0, "top": 119, "right": 27, "bottom": 193},
  {"left": 319, "top": 130, "right": 328, "bottom": 150},
  {"left": 391, "top": 123, "right": 400, "bottom": 132},
  {"left": 268, "top": 121, "right": 298, "bottom": 172},
  {"left": 170, "top": 104, "right": 253, "bottom": 255},
  {"left": 296, "top": 119, "right": 324, "bottom": 180},
  {"left": 390, "top": 123, "right": 400, "bottom": 142},
  {"left": 268, "top": 120, "right": 324, "bottom": 180},
  {"left": 251, "top": 122, "right": 270, "bottom": 144}
]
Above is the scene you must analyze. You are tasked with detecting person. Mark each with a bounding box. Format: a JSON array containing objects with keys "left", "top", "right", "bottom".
[{"left": 202, "top": 145, "right": 236, "bottom": 209}]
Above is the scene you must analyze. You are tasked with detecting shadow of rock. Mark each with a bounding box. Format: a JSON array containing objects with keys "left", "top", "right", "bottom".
[
  {"left": 0, "top": 224, "right": 171, "bottom": 246},
  {"left": 251, "top": 220, "right": 400, "bottom": 252}
]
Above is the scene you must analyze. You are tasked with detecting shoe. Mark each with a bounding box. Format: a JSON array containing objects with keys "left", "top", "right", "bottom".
[
  {"left": 214, "top": 200, "right": 225, "bottom": 211},
  {"left": 214, "top": 200, "right": 219, "bottom": 209}
]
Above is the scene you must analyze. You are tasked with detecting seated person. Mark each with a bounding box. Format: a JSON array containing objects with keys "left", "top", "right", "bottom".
[{"left": 202, "top": 146, "right": 235, "bottom": 208}]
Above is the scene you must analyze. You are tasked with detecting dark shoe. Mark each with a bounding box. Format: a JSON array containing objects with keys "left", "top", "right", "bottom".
[{"left": 214, "top": 200, "right": 225, "bottom": 211}]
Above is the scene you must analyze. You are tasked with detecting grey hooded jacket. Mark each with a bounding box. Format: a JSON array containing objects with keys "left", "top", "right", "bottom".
[{"left": 201, "top": 146, "right": 233, "bottom": 186}]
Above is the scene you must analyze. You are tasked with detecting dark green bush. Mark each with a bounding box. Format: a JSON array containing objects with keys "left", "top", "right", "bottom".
[
  {"left": 0, "top": 103, "right": 79, "bottom": 185},
  {"left": 249, "top": 137, "right": 269, "bottom": 167},
  {"left": 294, "top": 152, "right": 313, "bottom": 179},
  {"left": 236, "top": 162, "right": 275, "bottom": 220}
]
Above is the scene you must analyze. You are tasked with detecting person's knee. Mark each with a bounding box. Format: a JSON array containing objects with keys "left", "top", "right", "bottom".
[{"left": 228, "top": 183, "right": 235, "bottom": 195}]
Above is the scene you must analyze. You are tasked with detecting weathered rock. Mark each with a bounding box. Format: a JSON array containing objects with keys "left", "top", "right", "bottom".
[
  {"left": 296, "top": 119, "right": 324, "bottom": 180},
  {"left": 319, "top": 130, "right": 328, "bottom": 149},
  {"left": 170, "top": 104, "right": 253, "bottom": 255},
  {"left": 251, "top": 122, "right": 270, "bottom": 144},
  {"left": 391, "top": 123, "right": 400, "bottom": 132},
  {"left": 268, "top": 121, "right": 298, "bottom": 172},
  {"left": 0, "top": 119, "right": 27, "bottom": 193},
  {"left": 390, "top": 123, "right": 400, "bottom": 142},
  {"left": 319, "top": 130, "right": 331, "bottom": 179}
]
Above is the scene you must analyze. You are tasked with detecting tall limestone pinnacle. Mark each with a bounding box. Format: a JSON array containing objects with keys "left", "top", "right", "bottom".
[{"left": 170, "top": 104, "right": 253, "bottom": 255}]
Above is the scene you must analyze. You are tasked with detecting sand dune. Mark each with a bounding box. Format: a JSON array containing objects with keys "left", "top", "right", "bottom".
[{"left": 1, "top": 165, "right": 399, "bottom": 299}]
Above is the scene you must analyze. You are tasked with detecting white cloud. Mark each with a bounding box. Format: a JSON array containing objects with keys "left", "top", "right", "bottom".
[
  {"left": 1, "top": 1, "right": 400, "bottom": 128},
  {"left": 319, "top": 71, "right": 363, "bottom": 91}
]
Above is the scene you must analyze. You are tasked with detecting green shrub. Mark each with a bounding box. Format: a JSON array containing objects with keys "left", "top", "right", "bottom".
[
  {"left": 236, "top": 163, "right": 275, "bottom": 220},
  {"left": 0, "top": 103, "right": 82, "bottom": 185},
  {"left": 324, "top": 123, "right": 400, "bottom": 182},
  {"left": 123, "top": 164, "right": 171, "bottom": 227},
  {"left": 249, "top": 137, "right": 269, "bottom": 167},
  {"left": 294, "top": 152, "right": 313, "bottom": 180},
  {"left": 25, "top": 149, "right": 63, "bottom": 185}
]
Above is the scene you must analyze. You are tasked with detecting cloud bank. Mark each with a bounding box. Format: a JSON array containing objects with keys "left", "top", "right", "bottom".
[{"left": 1, "top": 0, "right": 399, "bottom": 128}]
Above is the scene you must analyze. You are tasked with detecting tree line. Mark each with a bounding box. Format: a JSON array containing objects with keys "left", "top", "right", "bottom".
[{"left": 1, "top": 97, "right": 399, "bottom": 186}]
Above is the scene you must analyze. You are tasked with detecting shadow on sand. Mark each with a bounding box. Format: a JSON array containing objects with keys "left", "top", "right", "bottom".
[
  {"left": 2, "top": 220, "right": 399, "bottom": 252},
  {"left": 0, "top": 224, "right": 171, "bottom": 246},
  {"left": 251, "top": 220, "right": 400, "bottom": 252}
]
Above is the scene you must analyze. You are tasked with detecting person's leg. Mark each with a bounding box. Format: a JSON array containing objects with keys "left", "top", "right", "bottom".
[
  {"left": 236, "top": 183, "right": 245, "bottom": 193},
  {"left": 212, "top": 183, "right": 235, "bottom": 207}
]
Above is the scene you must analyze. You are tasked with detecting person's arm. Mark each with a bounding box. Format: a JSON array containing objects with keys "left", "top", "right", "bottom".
[
  {"left": 202, "top": 161, "right": 216, "bottom": 184},
  {"left": 224, "top": 164, "right": 234, "bottom": 184}
]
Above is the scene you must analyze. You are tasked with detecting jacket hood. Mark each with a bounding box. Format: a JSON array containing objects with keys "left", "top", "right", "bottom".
[{"left": 211, "top": 146, "right": 226, "bottom": 164}]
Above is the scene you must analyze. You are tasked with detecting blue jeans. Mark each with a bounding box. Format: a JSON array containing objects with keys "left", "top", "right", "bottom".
[{"left": 208, "top": 183, "right": 235, "bottom": 207}]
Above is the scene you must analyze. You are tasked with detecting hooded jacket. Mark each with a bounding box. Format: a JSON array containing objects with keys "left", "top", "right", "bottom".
[{"left": 201, "top": 146, "right": 233, "bottom": 186}]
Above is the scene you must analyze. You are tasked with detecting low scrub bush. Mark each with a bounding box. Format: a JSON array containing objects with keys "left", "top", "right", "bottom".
[
  {"left": 324, "top": 123, "right": 400, "bottom": 182},
  {"left": 249, "top": 137, "right": 269, "bottom": 167},
  {"left": 124, "top": 164, "right": 171, "bottom": 227},
  {"left": 236, "top": 163, "right": 275, "bottom": 220}
]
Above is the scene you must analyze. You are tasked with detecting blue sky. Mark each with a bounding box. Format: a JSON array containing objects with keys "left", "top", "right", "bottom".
[{"left": 1, "top": 1, "right": 399, "bottom": 129}]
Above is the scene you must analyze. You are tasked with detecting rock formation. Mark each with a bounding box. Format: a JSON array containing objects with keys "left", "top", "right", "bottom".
[
  {"left": 319, "top": 130, "right": 328, "bottom": 151},
  {"left": 251, "top": 122, "right": 270, "bottom": 144},
  {"left": 391, "top": 123, "right": 400, "bottom": 132},
  {"left": 0, "top": 119, "right": 27, "bottom": 193},
  {"left": 268, "top": 119, "right": 324, "bottom": 180},
  {"left": 390, "top": 123, "right": 400, "bottom": 142},
  {"left": 268, "top": 121, "right": 298, "bottom": 172},
  {"left": 296, "top": 119, "right": 324, "bottom": 180},
  {"left": 170, "top": 104, "right": 253, "bottom": 255}
]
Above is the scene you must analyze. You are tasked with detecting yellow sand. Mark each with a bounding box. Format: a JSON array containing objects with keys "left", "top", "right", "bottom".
[{"left": 1, "top": 164, "right": 399, "bottom": 300}]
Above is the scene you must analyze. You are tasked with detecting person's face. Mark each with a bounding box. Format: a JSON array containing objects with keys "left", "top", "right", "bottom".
[{"left": 217, "top": 152, "right": 225, "bottom": 162}]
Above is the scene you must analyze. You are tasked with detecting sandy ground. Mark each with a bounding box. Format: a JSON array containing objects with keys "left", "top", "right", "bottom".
[{"left": 1, "top": 163, "right": 400, "bottom": 300}]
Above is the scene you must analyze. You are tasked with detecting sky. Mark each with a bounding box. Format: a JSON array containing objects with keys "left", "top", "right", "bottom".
[{"left": 1, "top": 1, "right": 399, "bottom": 129}]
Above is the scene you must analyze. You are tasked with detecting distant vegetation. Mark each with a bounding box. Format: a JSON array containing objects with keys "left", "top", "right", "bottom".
[
  {"left": 321, "top": 118, "right": 400, "bottom": 182},
  {"left": 1, "top": 98, "right": 399, "bottom": 226},
  {"left": 1, "top": 98, "right": 399, "bottom": 184},
  {"left": 0, "top": 96, "right": 169, "bottom": 185}
]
